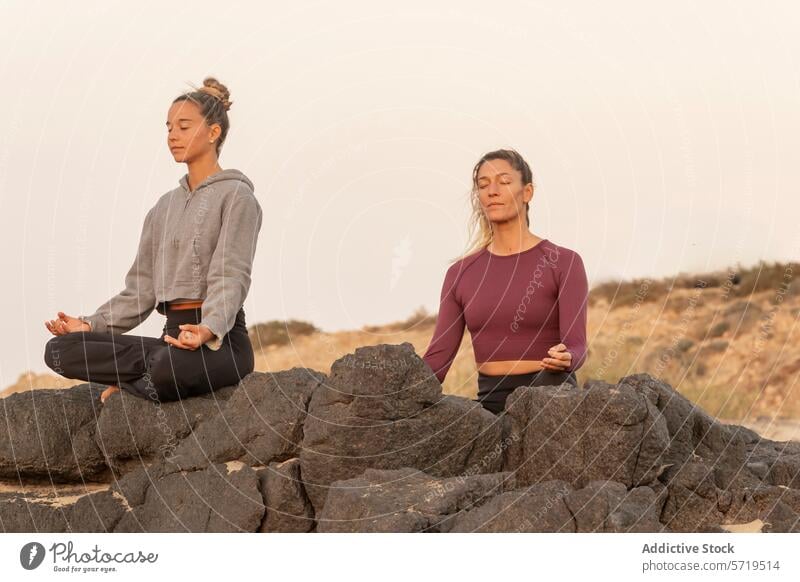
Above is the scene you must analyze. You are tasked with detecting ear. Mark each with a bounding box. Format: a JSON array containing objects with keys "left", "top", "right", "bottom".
[
  {"left": 208, "top": 122, "right": 222, "bottom": 142},
  {"left": 523, "top": 182, "right": 534, "bottom": 204}
]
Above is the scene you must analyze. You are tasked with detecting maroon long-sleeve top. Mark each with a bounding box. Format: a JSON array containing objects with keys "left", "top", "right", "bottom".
[{"left": 422, "top": 238, "right": 589, "bottom": 383}]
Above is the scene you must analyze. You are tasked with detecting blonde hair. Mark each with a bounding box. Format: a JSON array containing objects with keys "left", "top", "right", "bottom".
[{"left": 452, "top": 148, "right": 534, "bottom": 262}]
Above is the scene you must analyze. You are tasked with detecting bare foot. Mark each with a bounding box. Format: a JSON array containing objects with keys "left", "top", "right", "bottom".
[{"left": 100, "top": 385, "right": 120, "bottom": 404}]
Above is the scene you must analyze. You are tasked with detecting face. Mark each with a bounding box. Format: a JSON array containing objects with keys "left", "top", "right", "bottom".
[
  {"left": 475, "top": 158, "right": 532, "bottom": 224},
  {"left": 166, "top": 100, "right": 221, "bottom": 163}
]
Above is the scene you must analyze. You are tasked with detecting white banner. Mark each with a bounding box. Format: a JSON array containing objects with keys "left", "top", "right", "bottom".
[{"left": 1, "top": 533, "right": 797, "bottom": 580}]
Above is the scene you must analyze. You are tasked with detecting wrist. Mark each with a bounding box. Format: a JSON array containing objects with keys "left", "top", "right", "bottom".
[{"left": 198, "top": 324, "right": 216, "bottom": 343}]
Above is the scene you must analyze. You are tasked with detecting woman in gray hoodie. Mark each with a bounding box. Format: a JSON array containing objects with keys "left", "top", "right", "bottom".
[{"left": 43, "top": 77, "right": 263, "bottom": 405}]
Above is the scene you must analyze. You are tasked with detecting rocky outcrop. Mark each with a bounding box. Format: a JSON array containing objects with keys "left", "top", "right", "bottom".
[
  {"left": 1, "top": 344, "right": 799, "bottom": 533},
  {"left": 299, "top": 343, "right": 504, "bottom": 510}
]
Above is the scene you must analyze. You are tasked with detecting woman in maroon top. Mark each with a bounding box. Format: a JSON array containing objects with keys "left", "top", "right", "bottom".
[{"left": 422, "top": 149, "right": 589, "bottom": 414}]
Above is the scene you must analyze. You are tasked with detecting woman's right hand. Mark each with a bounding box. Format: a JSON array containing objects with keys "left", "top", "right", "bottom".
[{"left": 45, "top": 311, "right": 91, "bottom": 336}]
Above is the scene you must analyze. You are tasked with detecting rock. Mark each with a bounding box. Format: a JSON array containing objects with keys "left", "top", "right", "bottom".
[
  {"left": 69, "top": 490, "right": 128, "bottom": 532},
  {"left": 0, "top": 484, "right": 127, "bottom": 533},
  {"left": 758, "top": 441, "right": 800, "bottom": 489},
  {"left": 658, "top": 460, "right": 727, "bottom": 532},
  {"left": 95, "top": 384, "right": 237, "bottom": 474},
  {"left": 317, "top": 467, "right": 513, "bottom": 532},
  {"left": 0, "top": 493, "right": 73, "bottom": 532},
  {"left": 0, "top": 383, "right": 107, "bottom": 481},
  {"left": 504, "top": 380, "right": 670, "bottom": 489},
  {"left": 722, "top": 485, "right": 800, "bottom": 533},
  {"left": 564, "top": 480, "right": 667, "bottom": 532},
  {"left": 3, "top": 350, "right": 799, "bottom": 533},
  {"left": 113, "top": 461, "right": 264, "bottom": 532},
  {"left": 168, "top": 370, "right": 325, "bottom": 471},
  {"left": 442, "top": 479, "right": 667, "bottom": 533},
  {"left": 446, "top": 480, "right": 576, "bottom": 532},
  {"left": 299, "top": 343, "right": 504, "bottom": 511},
  {"left": 256, "top": 458, "right": 315, "bottom": 533},
  {"left": 618, "top": 373, "right": 752, "bottom": 490}
]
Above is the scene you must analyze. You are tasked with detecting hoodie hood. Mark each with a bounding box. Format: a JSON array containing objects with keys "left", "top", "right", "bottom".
[{"left": 179, "top": 168, "right": 254, "bottom": 193}]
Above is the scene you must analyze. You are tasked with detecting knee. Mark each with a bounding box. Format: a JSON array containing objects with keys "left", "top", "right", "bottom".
[
  {"left": 148, "top": 352, "right": 191, "bottom": 401},
  {"left": 44, "top": 335, "right": 75, "bottom": 375}
]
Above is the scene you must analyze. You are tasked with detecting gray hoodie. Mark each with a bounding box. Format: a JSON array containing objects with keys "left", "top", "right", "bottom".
[{"left": 79, "top": 168, "right": 263, "bottom": 350}]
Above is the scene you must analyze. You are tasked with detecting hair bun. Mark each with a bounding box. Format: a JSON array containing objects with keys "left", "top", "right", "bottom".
[{"left": 199, "top": 77, "right": 232, "bottom": 111}]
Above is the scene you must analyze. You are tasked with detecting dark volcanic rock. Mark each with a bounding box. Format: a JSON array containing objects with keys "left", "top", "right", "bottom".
[
  {"left": 744, "top": 438, "right": 800, "bottom": 489},
  {"left": 95, "top": 384, "right": 237, "bottom": 474},
  {"left": 563, "top": 480, "right": 668, "bottom": 532},
  {"left": 317, "top": 467, "right": 513, "bottom": 532},
  {"left": 299, "top": 343, "right": 504, "bottom": 511},
  {"left": 169, "top": 370, "right": 325, "bottom": 471},
  {"left": 446, "top": 480, "right": 576, "bottom": 532},
  {"left": 0, "top": 493, "right": 73, "bottom": 532},
  {"left": 446, "top": 479, "right": 666, "bottom": 533},
  {"left": 112, "top": 460, "right": 264, "bottom": 532},
  {"left": 504, "top": 379, "right": 670, "bottom": 489},
  {"left": 0, "top": 484, "right": 128, "bottom": 533},
  {"left": 69, "top": 489, "right": 128, "bottom": 532},
  {"left": 0, "top": 383, "right": 107, "bottom": 481},
  {"left": 256, "top": 458, "right": 315, "bottom": 533},
  {"left": 729, "top": 485, "right": 800, "bottom": 532},
  {"left": 3, "top": 353, "right": 798, "bottom": 533},
  {"left": 617, "top": 373, "right": 752, "bottom": 490}
]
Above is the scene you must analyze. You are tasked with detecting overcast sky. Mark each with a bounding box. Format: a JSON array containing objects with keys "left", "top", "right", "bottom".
[{"left": 2, "top": 0, "right": 799, "bottom": 379}]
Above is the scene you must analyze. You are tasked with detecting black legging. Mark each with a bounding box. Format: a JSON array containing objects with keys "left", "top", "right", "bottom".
[
  {"left": 43, "top": 306, "right": 254, "bottom": 403},
  {"left": 476, "top": 369, "right": 578, "bottom": 415}
]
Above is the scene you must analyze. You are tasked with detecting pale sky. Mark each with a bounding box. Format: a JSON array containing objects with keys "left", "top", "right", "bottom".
[{"left": 2, "top": 0, "right": 799, "bottom": 380}]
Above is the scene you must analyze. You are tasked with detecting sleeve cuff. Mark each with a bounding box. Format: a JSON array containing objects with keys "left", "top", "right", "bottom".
[
  {"left": 564, "top": 347, "right": 586, "bottom": 371},
  {"left": 78, "top": 314, "right": 104, "bottom": 333},
  {"left": 200, "top": 324, "right": 224, "bottom": 351}
]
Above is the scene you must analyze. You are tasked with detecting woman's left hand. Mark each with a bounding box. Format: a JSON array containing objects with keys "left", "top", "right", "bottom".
[
  {"left": 163, "top": 324, "right": 215, "bottom": 351},
  {"left": 542, "top": 343, "right": 572, "bottom": 371}
]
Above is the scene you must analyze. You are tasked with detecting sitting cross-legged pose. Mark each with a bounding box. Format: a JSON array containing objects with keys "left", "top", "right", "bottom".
[
  {"left": 422, "top": 148, "right": 589, "bottom": 415},
  {"left": 44, "top": 77, "right": 263, "bottom": 405}
]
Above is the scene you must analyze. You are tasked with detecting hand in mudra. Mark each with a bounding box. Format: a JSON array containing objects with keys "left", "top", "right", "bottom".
[
  {"left": 164, "top": 324, "right": 215, "bottom": 351},
  {"left": 541, "top": 343, "right": 572, "bottom": 371},
  {"left": 45, "top": 312, "right": 90, "bottom": 336}
]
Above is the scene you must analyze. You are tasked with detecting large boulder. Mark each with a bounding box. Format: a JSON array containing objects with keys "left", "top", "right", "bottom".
[
  {"left": 299, "top": 343, "right": 504, "bottom": 511},
  {"left": 504, "top": 379, "right": 670, "bottom": 489}
]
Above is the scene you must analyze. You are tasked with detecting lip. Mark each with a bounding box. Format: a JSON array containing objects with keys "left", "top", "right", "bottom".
[
  {"left": 170, "top": 147, "right": 184, "bottom": 151},
  {"left": 487, "top": 203, "right": 503, "bottom": 207}
]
